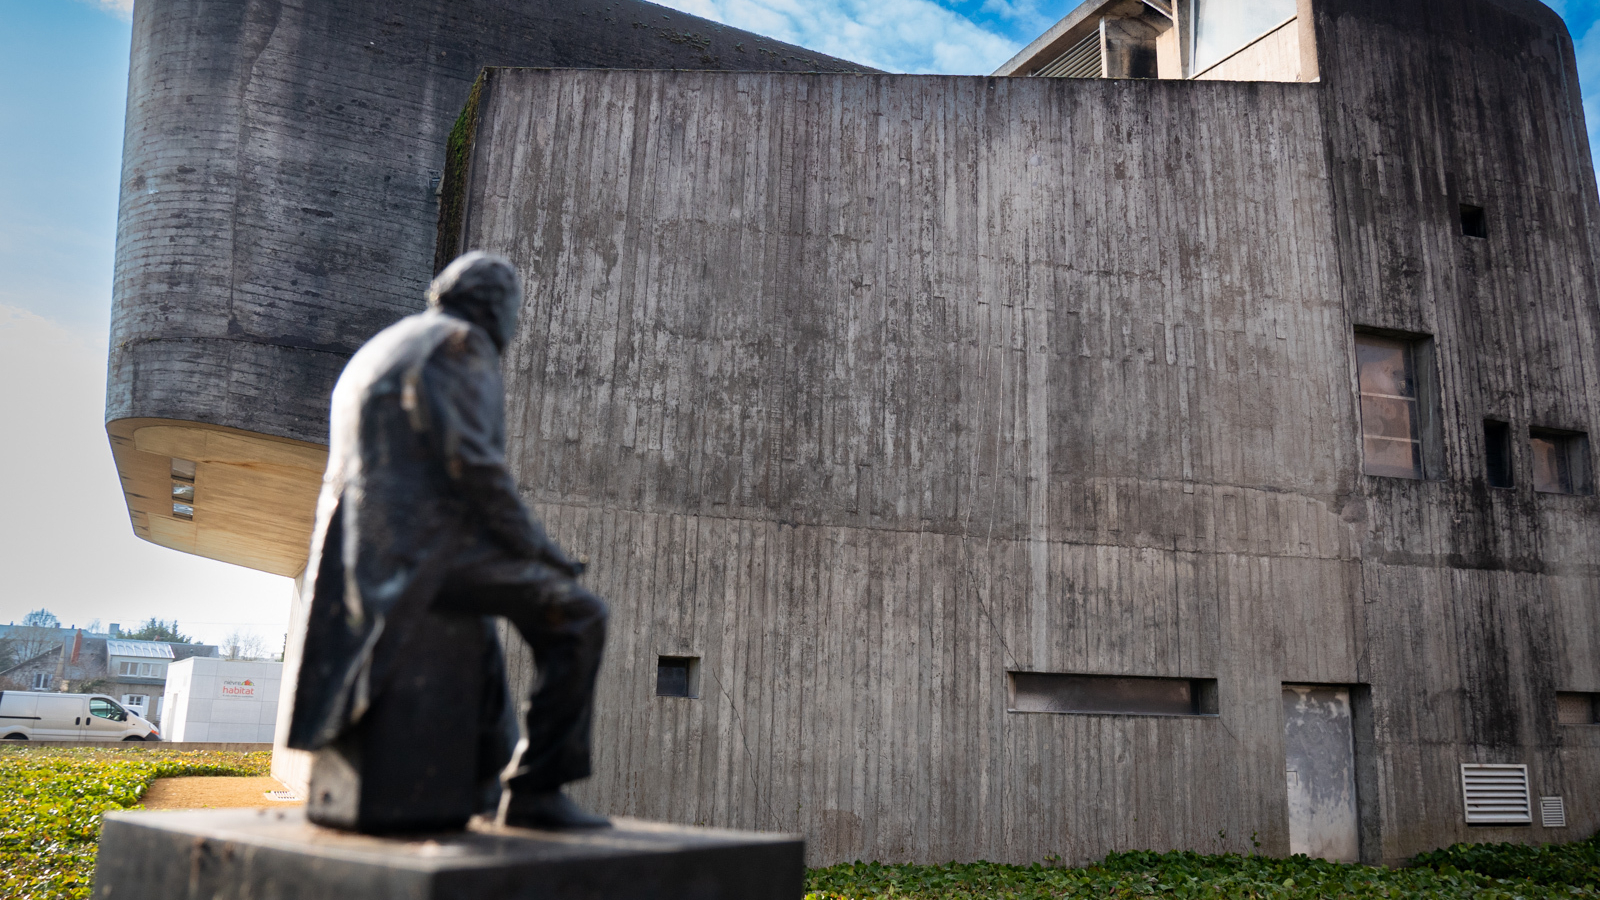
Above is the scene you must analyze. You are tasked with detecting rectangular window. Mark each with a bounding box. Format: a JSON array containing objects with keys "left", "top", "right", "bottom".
[
  {"left": 656, "top": 656, "right": 699, "bottom": 698},
  {"left": 1190, "top": 0, "right": 1296, "bottom": 74},
  {"left": 1484, "top": 420, "right": 1514, "bottom": 488},
  {"left": 1557, "top": 692, "right": 1599, "bottom": 725},
  {"left": 122, "top": 694, "right": 148, "bottom": 711},
  {"left": 31, "top": 673, "right": 50, "bottom": 690},
  {"left": 1008, "top": 672, "right": 1219, "bottom": 717},
  {"left": 1530, "top": 429, "right": 1591, "bottom": 495},
  {"left": 1460, "top": 204, "right": 1487, "bottom": 239},
  {"left": 1356, "top": 333, "right": 1437, "bottom": 479}
]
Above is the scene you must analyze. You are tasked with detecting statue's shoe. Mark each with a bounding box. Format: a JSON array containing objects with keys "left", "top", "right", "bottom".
[{"left": 499, "top": 790, "right": 611, "bottom": 830}]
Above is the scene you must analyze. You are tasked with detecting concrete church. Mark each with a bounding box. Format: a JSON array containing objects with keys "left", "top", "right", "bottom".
[{"left": 109, "top": 0, "right": 1600, "bottom": 867}]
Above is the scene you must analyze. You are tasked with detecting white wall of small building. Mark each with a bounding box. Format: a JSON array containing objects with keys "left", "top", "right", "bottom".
[{"left": 159, "top": 658, "right": 282, "bottom": 743}]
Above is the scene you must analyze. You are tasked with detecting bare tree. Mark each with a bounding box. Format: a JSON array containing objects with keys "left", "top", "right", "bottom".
[
  {"left": 221, "top": 628, "right": 269, "bottom": 661},
  {"left": 0, "top": 625, "right": 63, "bottom": 675}
]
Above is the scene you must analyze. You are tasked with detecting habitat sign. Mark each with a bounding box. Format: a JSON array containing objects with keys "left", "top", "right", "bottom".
[{"left": 221, "top": 678, "right": 257, "bottom": 699}]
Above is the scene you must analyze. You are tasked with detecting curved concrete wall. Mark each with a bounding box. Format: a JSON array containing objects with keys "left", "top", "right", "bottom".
[
  {"left": 450, "top": 0, "right": 1600, "bottom": 866},
  {"left": 108, "top": 0, "right": 870, "bottom": 573}
]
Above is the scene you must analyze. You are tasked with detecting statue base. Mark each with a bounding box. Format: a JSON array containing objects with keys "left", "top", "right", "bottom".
[{"left": 92, "top": 808, "right": 803, "bottom": 900}]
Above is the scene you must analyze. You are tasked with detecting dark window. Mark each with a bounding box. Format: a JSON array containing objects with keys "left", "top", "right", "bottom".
[
  {"left": 1557, "top": 692, "right": 1600, "bottom": 725},
  {"left": 1530, "top": 429, "right": 1591, "bottom": 495},
  {"left": 89, "top": 698, "right": 126, "bottom": 721},
  {"left": 1008, "top": 672, "right": 1219, "bottom": 717},
  {"left": 1484, "top": 420, "right": 1514, "bottom": 488},
  {"left": 1356, "top": 333, "right": 1440, "bottom": 479},
  {"left": 656, "top": 656, "right": 698, "bottom": 698},
  {"left": 1460, "top": 204, "right": 1487, "bottom": 238}
]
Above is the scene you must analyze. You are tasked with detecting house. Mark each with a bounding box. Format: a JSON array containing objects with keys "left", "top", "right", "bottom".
[{"left": 0, "top": 632, "right": 220, "bottom": 725}]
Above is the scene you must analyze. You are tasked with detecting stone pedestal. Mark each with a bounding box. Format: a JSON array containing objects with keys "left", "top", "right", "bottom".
[
  {"left": 92, "top": 808, "right": 803, "bottom": 900},
  {"left": 306, "top": 613, "right": 508, "bottom": 833}
]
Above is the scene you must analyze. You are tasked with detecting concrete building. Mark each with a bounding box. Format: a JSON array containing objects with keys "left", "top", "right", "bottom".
[
  {"left": 160, "top": 658, "right": 284, "bottom": 743},
  {"left": 109, "top": 0, "right": 1600, "bottom": 868}
]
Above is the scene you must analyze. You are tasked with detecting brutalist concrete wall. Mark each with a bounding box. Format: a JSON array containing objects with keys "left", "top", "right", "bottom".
[
  {"left": 108, "top": 0, "right": 869, "bottom": 444},
  {"left": 1312, "top": 0, "right": 1600, "bottom": 861},
  {"left": 452, "top": 0, "right": 1600, "bottom": 863},
  {"left": 458, "top": 67, "right": 1351, "bottom": 864}
]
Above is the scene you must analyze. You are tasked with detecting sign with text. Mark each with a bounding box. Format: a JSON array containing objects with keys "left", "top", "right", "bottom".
[{"left": 221, "top": 678, "right": 257, "bottom": 699}]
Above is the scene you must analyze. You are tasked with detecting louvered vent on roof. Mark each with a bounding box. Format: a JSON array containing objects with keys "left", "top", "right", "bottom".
[
  {"left": 1034, "top": 31, "right": 1103, "bottom": 78},
  {"left": 1460, "top": 764, "right": 1531, "bottom": 825},
  {"left": 1540, "top": 796, "right": 1567, "bottom": 828}
]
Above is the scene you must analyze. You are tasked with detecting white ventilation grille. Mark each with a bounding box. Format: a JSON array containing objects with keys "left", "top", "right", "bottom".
[
  {"left": 1540, "top": 796, "right": 1567, "bottom": 828},
  {"left": 1460, "top": 764, "right": 1531, "bottom": 825}
]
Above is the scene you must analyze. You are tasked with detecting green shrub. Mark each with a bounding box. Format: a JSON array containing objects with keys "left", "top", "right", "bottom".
[
  {"left": 806, "top": 842, "right": 1600, "bottom": 899},
  {"left": 1412, "top": 833, "right": 1600, "bottom": 889},
  {"left": 0, "top": 745, "right": 269, "bottom": 900}
]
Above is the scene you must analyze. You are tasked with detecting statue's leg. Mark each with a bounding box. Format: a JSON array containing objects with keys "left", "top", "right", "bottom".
[
  {"left": 499, "top": 578, "right": 607, "bottom": 795},
  {"left": 434, "top": 572, "right": 609, "bottom": 828}
]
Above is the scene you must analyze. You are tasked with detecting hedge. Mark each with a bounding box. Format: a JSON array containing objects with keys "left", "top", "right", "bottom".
[{"left": 0, "top": 745, "right": 269, "bottom": 899}]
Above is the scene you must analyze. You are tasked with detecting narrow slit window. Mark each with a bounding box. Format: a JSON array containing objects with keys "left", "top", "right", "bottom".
[
  {"left": 172, "top": 503, "right": 194, "bottom": 520},
  {"left": 172, "top": 482, "right": 195, "bottom": 502},
  {"left": 656, "top": 656, "right": 699, "bottom": 698},
  {"left": 1530, "top": 429, "right": 1591, "bottom": 495},
  {"left": 1484, "top": 420, "right": 1514, "bottom": 488},
  {"left": 171, "top": 458, "right": 196, "bottom": 481},
  {"left": 1460, "top": 204, "right": 1487, "bottom": 239},
  {"left": 1008, "top": 672, "right": 1218, "bottom": 717},
  {"left": 1356, "top": 333, "right": 1428, "bottom": 479}
]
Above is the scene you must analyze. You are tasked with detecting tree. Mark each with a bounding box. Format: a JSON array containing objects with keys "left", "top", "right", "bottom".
[
  {"left": 125, "top": 618, "right": 192, "bottom": 644},
  {"left": 221, "top": 628, "right": 268, "bottom": 661},
  {"left": 0, "top": 625, "right": 62, "bottom": 674},
  {"left": 22, "top": 609, "right": 59, "bottom": 629}
]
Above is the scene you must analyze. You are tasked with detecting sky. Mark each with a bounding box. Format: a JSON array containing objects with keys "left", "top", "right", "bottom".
[{"left": 0, "top": 0, "right": 1598, "bottom": 648}]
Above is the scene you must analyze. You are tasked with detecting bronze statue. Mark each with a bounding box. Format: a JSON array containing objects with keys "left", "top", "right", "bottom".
[{"left": 287, "top": 252, "right": 609, "bottom": 831}]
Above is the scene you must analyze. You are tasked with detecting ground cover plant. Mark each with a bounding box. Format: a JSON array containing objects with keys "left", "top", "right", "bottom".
[
  {"left": 806, "top": 838, "right": 1600, "bottom": 899},
  {"left": 2, "top": 743, "right": 1595, "bottom": 900},
  {"left": 0, "top": 745, "right": 269, "bottom": 900}
]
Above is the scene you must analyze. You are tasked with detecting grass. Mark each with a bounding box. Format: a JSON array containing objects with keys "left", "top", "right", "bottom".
[
  {"left": 0, "top": 744, "right": 269, "bottom": 900},
  {"left": 0, "top": 744, "right": 1595, "bottom": 900}
]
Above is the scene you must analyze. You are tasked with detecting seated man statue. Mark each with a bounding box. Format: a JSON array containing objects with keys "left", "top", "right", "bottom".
[{"left": 286, "top": 252, "right": 609, "bottom": 830}]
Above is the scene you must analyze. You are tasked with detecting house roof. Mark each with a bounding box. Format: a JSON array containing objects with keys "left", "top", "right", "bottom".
[{"left": 106, "top": 640, "right": 176, "bottom": 659}]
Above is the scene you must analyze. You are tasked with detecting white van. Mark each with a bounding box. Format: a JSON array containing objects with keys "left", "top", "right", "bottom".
[{"left": 0, "top": 691, "right": 160, "bottom": 741}]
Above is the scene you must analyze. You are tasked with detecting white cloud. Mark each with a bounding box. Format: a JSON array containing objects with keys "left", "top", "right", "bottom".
[
  {"left": 76, "top": 0, "right": 134, "bottom": 20},
  {"left": 655, "top": 0, "right": 1023, "bottom": 74},
  {"left": 0, "top": 308, "right": 294, "bottom": 648}
]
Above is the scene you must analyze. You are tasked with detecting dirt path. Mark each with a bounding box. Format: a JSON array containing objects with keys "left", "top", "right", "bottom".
[{"left": 140, "top": 776, "right": 302, "bottom": 809}]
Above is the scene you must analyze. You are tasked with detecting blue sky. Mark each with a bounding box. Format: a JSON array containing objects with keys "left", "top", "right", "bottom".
[{"left": 0, "top": 0, "right": 1597, "bottom": 643}]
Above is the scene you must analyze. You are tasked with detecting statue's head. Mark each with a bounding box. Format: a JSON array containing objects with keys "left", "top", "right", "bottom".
[{"left": 427, "top": 251, "right": 522, "bottom": 350}]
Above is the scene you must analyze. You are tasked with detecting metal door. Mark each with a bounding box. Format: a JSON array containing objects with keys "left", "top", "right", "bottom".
[{"left": 1282, "top": 685, "right": 1359, "bottom": 861}]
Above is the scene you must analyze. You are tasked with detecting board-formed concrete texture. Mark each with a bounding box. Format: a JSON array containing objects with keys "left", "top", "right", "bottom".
[
  {"left": 92, "top": 808, "right": 804, "bottom": 900},
  {"left": 442, "top": 0, "right": 1600, "bottom": 867},
  {"left": 106, "top": 0, "right": 872, "bottom": 575}
]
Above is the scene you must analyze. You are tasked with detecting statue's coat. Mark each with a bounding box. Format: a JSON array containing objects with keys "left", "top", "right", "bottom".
[{"left": 286, "top": 308, "right": 557, "bottom": 751}]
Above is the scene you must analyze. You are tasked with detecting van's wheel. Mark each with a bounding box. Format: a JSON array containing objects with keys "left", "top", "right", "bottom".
[
  {"left": 121, "top": 735, "right": 144, "bottom": 742},
  {"left": 2, "top": 734, "right": 26, "bottom": 740}
]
